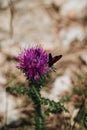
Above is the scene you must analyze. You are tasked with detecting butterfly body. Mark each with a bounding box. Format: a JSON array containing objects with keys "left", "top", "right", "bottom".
[{"left": 48, "top": 53, "right": 62, "bottom": 67}]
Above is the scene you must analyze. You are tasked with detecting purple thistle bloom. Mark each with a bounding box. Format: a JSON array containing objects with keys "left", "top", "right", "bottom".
[{"left": 17, "top": 47, "right": 50, "bottom": 81}]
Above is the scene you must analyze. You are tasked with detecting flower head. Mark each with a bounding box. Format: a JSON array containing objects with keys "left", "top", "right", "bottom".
[{"left": 17, "top": 47, "right": 50, "bottom": 81}]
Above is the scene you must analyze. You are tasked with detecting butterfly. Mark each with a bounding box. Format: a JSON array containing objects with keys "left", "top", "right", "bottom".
[{"left": 48, "top": 53, "right": 62, "bottom": 67}]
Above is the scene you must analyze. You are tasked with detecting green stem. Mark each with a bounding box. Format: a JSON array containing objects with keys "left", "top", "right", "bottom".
[{"left": 30, "top": 85, "right": 45, "bottom": 130}]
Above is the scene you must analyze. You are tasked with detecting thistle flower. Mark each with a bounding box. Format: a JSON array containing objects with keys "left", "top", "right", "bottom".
[{"left": 17, "top": 47, "right": 50, "bottom": 81}]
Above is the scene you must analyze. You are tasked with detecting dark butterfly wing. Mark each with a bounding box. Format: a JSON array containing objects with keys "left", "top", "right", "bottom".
[
  {"left": 48, "top": 53, "right": 62, "bottom": 67},
  {"left": 49, "top": 53, "right": 52, "bottom": 60},
  {"left": 52, "top": 55, "right": 62, "bottom": 63}
]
